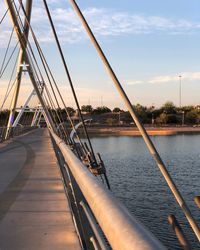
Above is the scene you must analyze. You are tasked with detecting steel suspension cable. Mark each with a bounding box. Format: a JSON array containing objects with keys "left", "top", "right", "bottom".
[
  {"left": 14, "top": 2, "right": 60, "bottom": 107},
  {"left": 4, "top": 49, "right": 19, "bottom": 96},
  {"left": 0, "top": 50, "right": 19, "bottom": 111},
  {"left": 32, "top": 41, "right": 74, "bottom": 142},
  {"left": 70, "top": 0, "right": 200, "bottom": 241},
  {"left": 12, "top": 2, "right": 53, "bottom": 122},
  {"left": 17, "top": 0, "right": 84, "bottom": 147},
  {"left": 13, "top": 2, "right": 70, "bottom": 140},
  {"left": 15, "top": 1, "right": 88, "bottom": 158},
  {"left": 43, "top": 89, "right": 58, "bottom": 126},
  {"left": 0, "top": 6, "right": 9, "bottom": 24},
  {"left": 43, "top": 86, "right": 70, "bottom": 142},
  {"left": 5, "top": 0, "right": 57, "bottom": 133},
  {"left": 0, "top": 4, "right": 21, "bottom": 78},
  {"left": 34, "top": 40, "right": 86, "bottom": 148},
  {"left": 0, "top": 41, "right": 19, "bottom": 78},
  {"left": 43, "top": 84, "right": 70, "bottom": 141},
  {"left": 0, "top": 26, "right": 15, "bottom": 76},
  {"left": 29, "top": 28, "right": 84, "bottom": 147},
  {"left": 33, "top": 43, "right": 72, "bottom": 140},
  {"left": 12, "top": 1, "right": 43, "bottom": 81},
  {"left": 12, "top": 1, "right": 46, "bottom": 90},
  {"left": 42, "top": 0, "right": 96, "bottom": 161},
  {"left": 0, "top": 77, "right": 16, "bottom": 111},
  {"left": 14, "top": 3, "right": 61, "bottom": 112}
]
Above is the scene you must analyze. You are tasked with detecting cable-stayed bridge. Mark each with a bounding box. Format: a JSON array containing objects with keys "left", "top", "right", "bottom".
[{"left": 0, "top": 1, "right": 199, "bottom": 249}]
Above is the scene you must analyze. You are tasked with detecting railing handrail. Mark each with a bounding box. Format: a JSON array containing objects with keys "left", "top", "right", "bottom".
[
  {"left": 51, "top": 131, "right": 166, "bottom": 250},
  {"left": 0, "top": 126, "right": 37, "bottom": 142}
]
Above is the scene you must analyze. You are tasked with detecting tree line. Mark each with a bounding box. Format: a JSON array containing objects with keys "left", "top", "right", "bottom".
[
  {"left": 1, "top": 101, "right": 200, "bottom": 126},
  {"left": 81, "top": 102, "right": 200, "bottom": 125}
]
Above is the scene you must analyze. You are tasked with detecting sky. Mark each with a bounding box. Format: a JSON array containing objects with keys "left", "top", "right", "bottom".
[{"left": 1, "top": 0, "right": 200, "bottom": 109}]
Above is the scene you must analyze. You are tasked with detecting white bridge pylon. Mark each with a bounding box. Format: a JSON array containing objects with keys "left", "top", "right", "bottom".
[
  {"left": 4, "top": 0, "right": 56, "bottom": 140},
  {"left": 12, "top": 83, "right": 46, "bottom": 128}
]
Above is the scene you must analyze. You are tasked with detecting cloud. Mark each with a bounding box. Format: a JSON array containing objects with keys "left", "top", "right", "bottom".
[
  {"left": 126, "top": 80, "right": 144, "bottom": 85},
  {"left": 126, "top": 72, "right": 200, "bottom": 85},
  {"left": 148, "top": 75, "right": 178, "bottom": 84},
  {"left": 1, "top": 2, "right": 200, "bottom": 47}
]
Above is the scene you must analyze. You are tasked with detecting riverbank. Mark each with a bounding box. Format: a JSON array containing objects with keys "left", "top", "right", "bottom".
[{"left": 84, "top": 126, "right": 200, "bottom": 136}]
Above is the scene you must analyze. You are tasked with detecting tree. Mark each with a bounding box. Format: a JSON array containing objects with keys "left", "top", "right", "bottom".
[
  {"left": 0, "top": 109, "right": 9, "bottom": 126},
  {"left": 156, "top": 113, "right": 167, "bottom": 124},
  {"left": 185, "top": 111, "right": 199, "bottom": 124},
  {"left": 167, "top": 114, "right": 177, "bottom": 124},
  {"left": 66, "top": 107, "right": 75, "bottom": 115},
  {"left": 92, "top": 106, "right": 111, "bottom": 114},
  {"left": 161, "top": 101, "right": 176, "bottom": 114},
  {"left": 113, "top": 107, "right": 121, "bottom": 113},
  {"left": 106, "top": 118, "right": 116, "bottom": 126},
  {"left": 133, "top": 103, "right": 148, "bottom": 123},
  {"left": 81, "top": 105, "right": 93, "bottom": 113},
  {"left": 180, "top": 105, "right": 193, "bottom": 113}
]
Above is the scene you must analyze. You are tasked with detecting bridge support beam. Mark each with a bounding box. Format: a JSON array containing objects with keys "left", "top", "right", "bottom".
[
  {"left": 5, "top": 0, "right": 32, "bottom": 139},
  {"left": 12, "top": 89, "right": 35, "bottom": 127},
  {"left": 4, "top": 0, "right": 56, "bottom": 133}
]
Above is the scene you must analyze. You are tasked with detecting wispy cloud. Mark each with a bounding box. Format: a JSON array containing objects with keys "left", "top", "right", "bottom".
[
  {"left": 148, "top": 75, "right": 179, "bottom": 84},
  {"left": 0, "top": 2, "right": 200, "bottom": 47},
  {"left": 126, "top": 72, "right": 200, "bottom": 85},
  {"left": 126, "top": 80, "right": 144, "bottom": 85}
]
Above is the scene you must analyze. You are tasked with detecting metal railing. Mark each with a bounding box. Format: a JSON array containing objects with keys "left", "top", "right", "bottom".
[
  {"left": 0, "top": 126, "right": 37, "bottom": 142},
  {"left": 69, "top": 0, "right": 200, "bottom": 243},
  {"left": 51, "top": 131, "right": 166, "bottom": 250}
]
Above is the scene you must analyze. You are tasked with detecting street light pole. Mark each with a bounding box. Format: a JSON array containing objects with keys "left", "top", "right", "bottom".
[
  {"left": 179, "top": 75, "right": 182, "bottom": 108},
  {"left": 182, "top": 111, "right": 185, "bottom": 126},
  {"left": 179, "top": 75, "right": 184, "bottom": 126}
]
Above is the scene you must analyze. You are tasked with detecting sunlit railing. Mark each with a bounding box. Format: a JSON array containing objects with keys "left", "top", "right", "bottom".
[{"left": 51, "top": 131, "right": 166, "bottom": 250}]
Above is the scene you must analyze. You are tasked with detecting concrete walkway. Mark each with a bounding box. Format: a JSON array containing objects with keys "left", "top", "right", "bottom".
[{"left": 0, "top": 129, "right": 81, "bottom": 250}]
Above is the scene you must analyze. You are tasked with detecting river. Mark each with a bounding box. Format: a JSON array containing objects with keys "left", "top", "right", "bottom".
[{"left": 90, "top": 134, "right": 200, "bottom": 249}]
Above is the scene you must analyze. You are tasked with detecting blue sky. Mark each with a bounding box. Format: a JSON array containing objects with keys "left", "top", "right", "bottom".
[{"left": 1, "top": 0, "right": 200, "bottom": 109}]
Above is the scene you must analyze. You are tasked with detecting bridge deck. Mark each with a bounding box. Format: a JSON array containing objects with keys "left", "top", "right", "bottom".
[{"left": 0, "top": 129, "right": 81, "bottom": 250}]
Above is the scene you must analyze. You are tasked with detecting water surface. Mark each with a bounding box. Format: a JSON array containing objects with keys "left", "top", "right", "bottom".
[{"left": 90, "top": 134, "right": 200, "bottom": 249}]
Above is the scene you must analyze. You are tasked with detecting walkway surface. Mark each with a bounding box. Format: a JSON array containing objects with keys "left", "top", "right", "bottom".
[{"left": 0, "top": 129, "right": 81, "bottom": 250}]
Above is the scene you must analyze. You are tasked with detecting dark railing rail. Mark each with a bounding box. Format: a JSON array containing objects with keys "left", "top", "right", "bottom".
[{"left": 0, "top": 126, "right": 37, "bottom": 143}]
